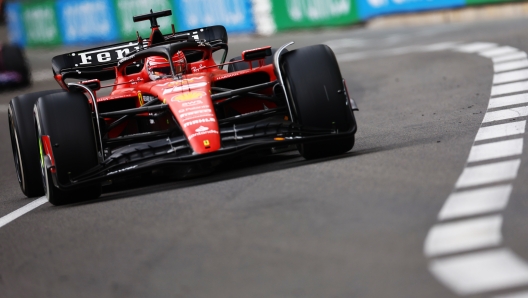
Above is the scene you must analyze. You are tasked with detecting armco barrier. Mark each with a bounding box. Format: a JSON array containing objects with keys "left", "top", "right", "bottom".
[{"left": 269, "top": 0, "right": 359, "bottom": 31}]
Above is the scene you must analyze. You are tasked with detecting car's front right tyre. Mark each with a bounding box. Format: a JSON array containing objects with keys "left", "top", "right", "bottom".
[{"left": 35, "top": 91, "right": 102, "bottom": 205}]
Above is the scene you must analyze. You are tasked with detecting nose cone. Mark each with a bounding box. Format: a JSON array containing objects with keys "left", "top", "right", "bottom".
[{"left": 154, "top": 75, "right": 221, "bottom": 154}]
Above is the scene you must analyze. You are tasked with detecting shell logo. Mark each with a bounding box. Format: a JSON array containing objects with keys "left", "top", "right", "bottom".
[{"left": 171, "top": 91, "right": 206, "bottom": 102}]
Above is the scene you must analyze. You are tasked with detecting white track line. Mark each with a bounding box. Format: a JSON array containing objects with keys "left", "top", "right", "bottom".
[
  {"left": 335, "top": 51, "right": 371, "bottom": 62},
  {"left": 493, "top": 52, "right": 527, "bottom": 64},
  {"left": 430, "top": 249, "right": 528, "bottom": 296},
  {"left": 455, "top": 42, "right": 497, "bottom": 53},
  {"left": 483, "top": 106, "right": 528, "bottom": 122},
  {"left": 438, "top": 185, "right": 512, "bottom": 220},
  {"left": 475, "top": 121, "right": 526, "bottom": 141},
  {"left": 489, "top": 93, "right": 528, "bottom": 109},
  {"left": 424, "top": 215, "right": 503, "bottom": 257},
  {"left": 324, "top": 38, "right": 369, "bottom": 49},
  {"left": 418, "top": 41, "right": 461, "bottom": 52},
  {"left": 494, "top": 69, "right": 528, "bottom": 85},
  {"left": 455, "top": 159, "right": 521, "bottom": 188},
  {"left": 0, "top": 197, "right": 47, "bottom": 228},
  {"left": 426, "top": 43, "right": 528, "bottom": 297},
  {"left": 468, "top": 138, "right": 523, "bottom": 162},
  {"left": 31, "top": 69, "right": 52, "bottom": 82},
  {"left": 494, "top": 60, "right": 528, "bottom": 73},
  {"left": 495, "top": 290, "right": 528, "bottom": 298},
  {"left": 492, "top": 81, "right": 528, "bottom": 96},
  {"left": 480, "top": 46, "right": 519, "bottom": 58}
]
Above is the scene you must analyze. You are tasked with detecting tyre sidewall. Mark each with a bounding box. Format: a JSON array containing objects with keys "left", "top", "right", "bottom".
[{"left": 8, "top": 89, "right": 64, "bottom": 197}]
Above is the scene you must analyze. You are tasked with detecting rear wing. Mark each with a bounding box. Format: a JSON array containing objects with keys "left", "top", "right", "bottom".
[{"left": 51, "top": 25, "right": 228, "bottom": 81}]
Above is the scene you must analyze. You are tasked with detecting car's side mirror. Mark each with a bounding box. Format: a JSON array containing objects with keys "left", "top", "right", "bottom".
[{"left": 242, "top": 46, "right": 272, "bottom": 61}]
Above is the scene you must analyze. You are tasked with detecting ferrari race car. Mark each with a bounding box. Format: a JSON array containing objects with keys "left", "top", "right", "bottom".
[{"left": 8, "top": 10, "right": 358, "bottom": 205}]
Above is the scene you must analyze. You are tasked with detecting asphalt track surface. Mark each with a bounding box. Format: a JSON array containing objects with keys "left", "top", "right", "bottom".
[{"left": 2, "top": 19, "right": 528, "bottom": 298}]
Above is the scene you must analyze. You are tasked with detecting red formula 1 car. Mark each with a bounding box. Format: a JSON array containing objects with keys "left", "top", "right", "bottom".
[{"left": 8, "top": 10, "right": 358, "bottom": 205}]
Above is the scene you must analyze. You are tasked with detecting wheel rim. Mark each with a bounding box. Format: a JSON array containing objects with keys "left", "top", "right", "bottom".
[{"left": 8, "top": 109, "right": 24, "bottom": 187}]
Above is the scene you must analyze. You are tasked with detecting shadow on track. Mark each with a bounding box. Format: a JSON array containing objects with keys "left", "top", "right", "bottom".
[{"left": 60, "top": 130, "right": 447, "bottom": 207}]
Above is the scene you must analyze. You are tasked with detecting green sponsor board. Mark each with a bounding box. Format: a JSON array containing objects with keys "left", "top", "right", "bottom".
[
  {"left": 465, "top": 0, "right": 520, "bottom": 5},
  {"left": 113, "top": 0, "right": 175, "bottom": 40},
  {"left": 270, "top": 0, "right": 359, "bottom": 31},
  {"left": 21, "top": 0, "right": 61, "bottom": 46}
]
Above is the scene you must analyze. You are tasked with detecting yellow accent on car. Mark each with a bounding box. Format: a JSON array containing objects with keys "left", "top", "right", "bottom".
[{"left": 138, "top": 91, "right": 144, "bottom": 106}]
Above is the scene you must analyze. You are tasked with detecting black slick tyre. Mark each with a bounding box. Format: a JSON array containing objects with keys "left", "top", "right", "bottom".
[
  {"left": 281, "top": 44, "right": 356, "bottom": 160},
  {"left": 8, "top": 89, "right": 64, "bottom": 197},
  {"left": 34, "top": 92, "right": 101, "bottom": 205}
]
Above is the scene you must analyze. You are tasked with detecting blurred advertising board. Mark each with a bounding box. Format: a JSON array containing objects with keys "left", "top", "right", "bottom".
[
  {"left": 357, "top": 0, "right": 465, "bottom": 19},
  {"left": 269, "top": 0, "right": 359, "bottom": 30},
  {"left": 465, "top": 0, "right": 513, "bottom": 4},
  {"left": 114, "top": 0, "right": 175, "bottom": 40},
  {"left": 19, "top": 0, "right": 61, "bottom": 46},
  {"left": 55, "top": 0, "right": 119, "bottom": 45},
  {"left": 5, "top": 2, "right": 25, "bottom": 46},
  {"left": 174, "top": 0, "right": 255, "bottom": 33}
]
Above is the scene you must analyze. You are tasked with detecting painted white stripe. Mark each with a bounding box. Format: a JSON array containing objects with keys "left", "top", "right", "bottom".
[
  {"left": 495, "top": 290, "right": 528, "bottom": 298},
  {"left": 324, "top": 38, "right": 369, "bottom": 50},
  {"left": 455, "top": 42, "right": 497, "bottom": 53},
  {"left": 424, "top": 215, "right": 502, "bottom": 257},
  {"left": 475, "top": 121, "right": 526, "bottom": 141},
  {"left": 0, "top": 104, "right": 7, "bottom": 113},
  {"left": 429, "top": 249, "right": 528, "bottom": 295},
  {"left": 468, "top": 139, "right": 523, "bottom": 162},
  {"left": 378, "top": 46, "right": 421, "bottom": 56},
  {"left": 336, "top": 51, "right": 371, "bottom": 62},
  {"left": 489, "top": 93, "right": 528, "bottom": 109},
  {"left": 493, "top": 52, "right": 528, "bottom": 63},
  {"left": 494, "top": 69, "right": 528, "bottom": 85},
  {"left": 455, "top": 159, "right": 520, "bottom": 188},
  {"left": 483, "top": 107, "right": 528, "bottom": 123},
  {"left": 480, "top": 46, "right": 518, "bottom": 58},
  {"left": 32, "top": 69, "right": 52, "bottom": 82},
  {"left": 491, "top": 81, "right": 528, "bottom": 96},
  {"left": 0, "top": 197, "right": 47, "bottom": 228},
  {"left": 494, "top": 60, "right": 528, "bottom": 73},
  {"left": 438, "top": 185, "right": 512, "bottom": 220},
  {"left": 419, "top": 42, "right": 460, "bottom": 52}
]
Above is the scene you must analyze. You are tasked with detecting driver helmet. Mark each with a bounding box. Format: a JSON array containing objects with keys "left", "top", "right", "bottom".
[{"left": 146, "top": 51, "right": 187, "bottom": 81}]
